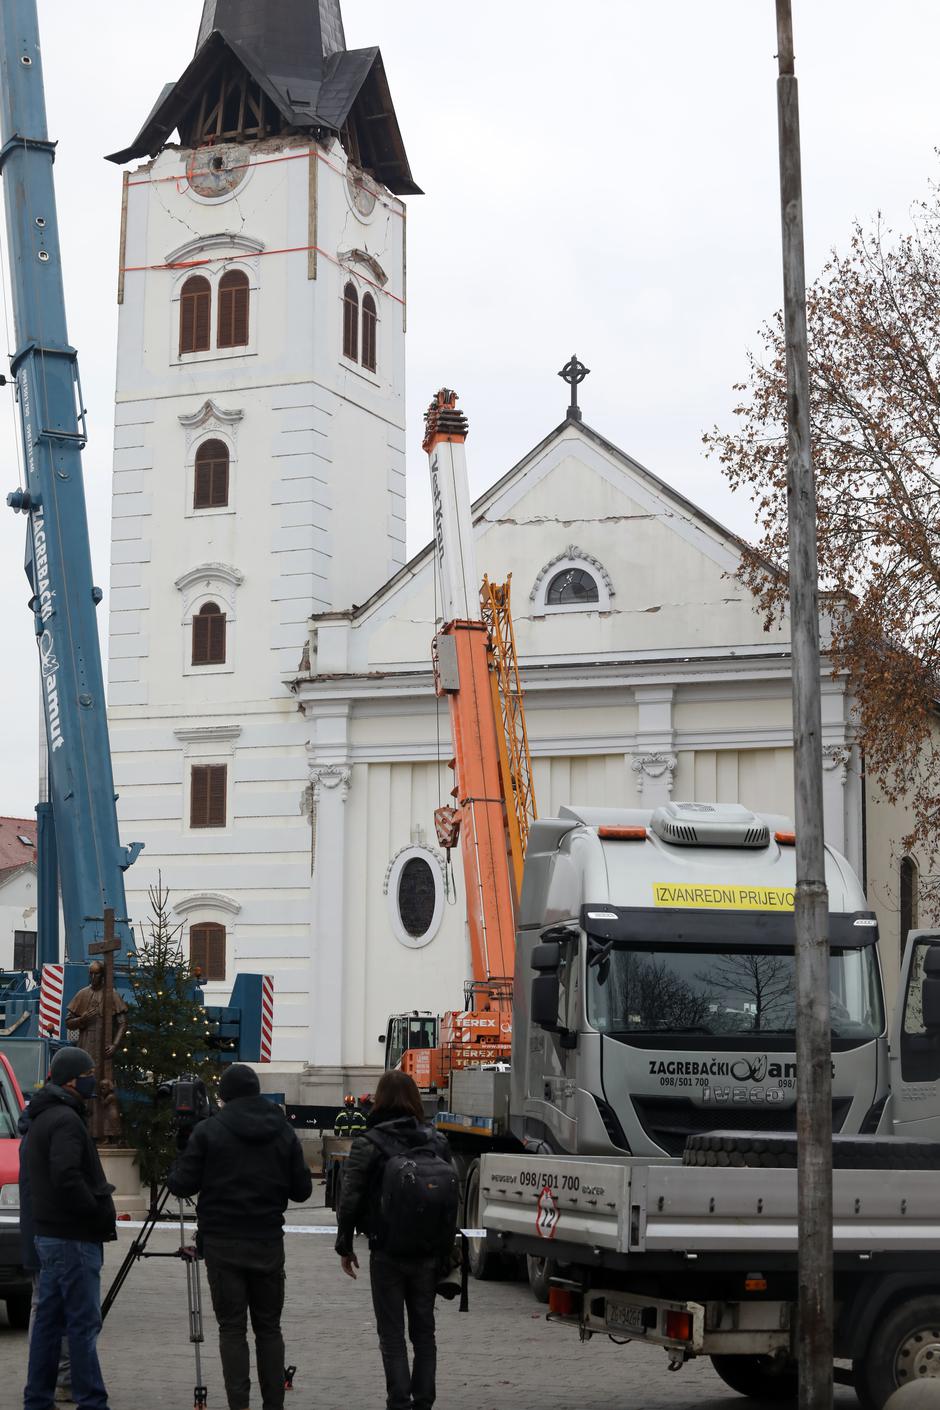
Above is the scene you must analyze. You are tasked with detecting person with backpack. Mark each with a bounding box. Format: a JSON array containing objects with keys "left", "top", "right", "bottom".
[{"left": 335, "top": 1070, "right": 458, "bottom": 1410}]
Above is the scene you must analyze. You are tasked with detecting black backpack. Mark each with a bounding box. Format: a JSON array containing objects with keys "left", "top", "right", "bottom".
[{"left": 367, "top": 1126, "right": 459, "bottom": 1259}]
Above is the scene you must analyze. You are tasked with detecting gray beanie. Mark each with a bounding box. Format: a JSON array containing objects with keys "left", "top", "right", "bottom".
[{"left": 49, "top": 1047, "right": 94, "bottom": 1086}]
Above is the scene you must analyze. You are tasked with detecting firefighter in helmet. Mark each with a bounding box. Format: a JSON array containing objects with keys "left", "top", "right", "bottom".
[{"left": 333, "top": 1094, "right": 366, "bottom": 1138}]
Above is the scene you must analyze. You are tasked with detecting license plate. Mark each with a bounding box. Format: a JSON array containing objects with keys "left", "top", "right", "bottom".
[{"left": 606, "top": 1301, "right": 648, "bottom": 1334}]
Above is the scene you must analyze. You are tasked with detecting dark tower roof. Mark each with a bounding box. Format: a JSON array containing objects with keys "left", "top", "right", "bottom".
[{"left": 106, "top": 0, "right": 419, "bottom": 196}]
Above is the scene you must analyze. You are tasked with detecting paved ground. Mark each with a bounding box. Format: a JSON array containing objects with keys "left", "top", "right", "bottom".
[{"left": 0, "top": 1194, "right": 860, "bottom": 1410}]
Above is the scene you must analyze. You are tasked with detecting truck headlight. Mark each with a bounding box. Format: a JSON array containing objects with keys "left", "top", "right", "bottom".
[{"left": 0, "top": 1184, "right": 20, "bottom": 1210}]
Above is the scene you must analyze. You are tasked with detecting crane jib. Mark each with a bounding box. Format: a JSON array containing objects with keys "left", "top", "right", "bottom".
[{"left": 0, "top": 0, "right": 141, "bottom": 964}]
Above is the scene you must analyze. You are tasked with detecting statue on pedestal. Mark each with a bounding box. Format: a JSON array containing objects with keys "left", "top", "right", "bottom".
[{"left": 66, "top": 960, "right": 128, "bottom": 1143}]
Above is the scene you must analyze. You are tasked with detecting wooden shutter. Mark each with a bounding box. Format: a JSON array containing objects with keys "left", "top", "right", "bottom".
[
  {"left": 191, "top": 922, "right": 226, "bottom": 981},
  {"left": 218, "top": 270, "right": 249, "bottom": 348},
  {"left": 191, "top": 764, "right": 227, "bottom": 827},
  {"left": 343, "top": 282, "right": 359, "bottom": 360},
  {"left": 361, "top": 293, "right": 377, "bottom": 372},
  {"left": 180, "top": 276, "right": 211, "bottom": 354},
  {"left": 192, "top": 603, "right": 226, "bottom": 666},
  {"left": 194, "top": 440, "right": 229, "bottom": 509}
]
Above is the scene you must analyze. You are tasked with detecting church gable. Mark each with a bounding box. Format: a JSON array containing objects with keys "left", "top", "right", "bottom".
[{"left": 337, "top": 419, "right": 790, "bottom": 675}]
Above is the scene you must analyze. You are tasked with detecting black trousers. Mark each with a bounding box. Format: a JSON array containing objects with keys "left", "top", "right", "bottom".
[
  {"left": 203, "top": 1236, "right": 286, "bottom": 1410},
  {"left": 369, "top": 1250, "right": 438, "bottom": 1410}
]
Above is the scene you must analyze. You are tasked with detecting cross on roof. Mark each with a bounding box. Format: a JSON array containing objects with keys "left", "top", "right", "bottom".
[{"left": 558, "top": 354, "right": 590, "bottom": 421}]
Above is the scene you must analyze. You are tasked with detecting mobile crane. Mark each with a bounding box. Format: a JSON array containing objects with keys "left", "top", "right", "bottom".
[{"left": 0, "top": 0, "right": 270, "bottom": 1068}]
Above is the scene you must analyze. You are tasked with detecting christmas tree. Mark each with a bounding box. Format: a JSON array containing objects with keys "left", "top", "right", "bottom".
[{"left": 114, "top": 878, "right": 217, "bottom": 1204}]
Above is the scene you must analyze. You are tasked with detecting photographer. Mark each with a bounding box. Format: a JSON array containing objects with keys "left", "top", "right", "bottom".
[{"left": 167, "top": 1064, "right": 312, "bottom": 1410}]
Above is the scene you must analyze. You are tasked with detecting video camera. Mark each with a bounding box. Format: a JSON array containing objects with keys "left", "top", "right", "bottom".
[{"left": 157, "top": 1074, "right": 211, "bottom": 1148}]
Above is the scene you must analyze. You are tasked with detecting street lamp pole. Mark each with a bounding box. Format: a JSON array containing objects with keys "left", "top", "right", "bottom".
[{"left": 773, "top": 3, "right": 833, "bottom": 1406}]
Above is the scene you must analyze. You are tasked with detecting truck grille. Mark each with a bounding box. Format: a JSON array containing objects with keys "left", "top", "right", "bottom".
[{"left": 631, "top": 1095, "right": 853, "bottom": 1157}]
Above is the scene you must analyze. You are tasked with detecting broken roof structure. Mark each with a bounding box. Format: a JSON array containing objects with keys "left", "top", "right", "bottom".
[{"left": 107, "top": 0, "right": 419, "bottom": 195}]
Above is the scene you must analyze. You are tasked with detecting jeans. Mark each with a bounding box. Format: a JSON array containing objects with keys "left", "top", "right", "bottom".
[
  {"left": 29, "top": 1273, "right": 71, "bottom": 1390},
  {"left": 24, "top": 1238, "right": 108, "bottom": 1410},
  {"left": 203, "top": 1236, "right": 286, "bottom": 1410},
  {"left": 369, "top": 1250, "right": 438, "bottom": 1410}
]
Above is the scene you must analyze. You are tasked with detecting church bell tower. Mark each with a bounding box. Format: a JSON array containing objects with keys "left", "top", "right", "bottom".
[{"left": 104, "top": 1, "right": 419, "bottom": 1065}]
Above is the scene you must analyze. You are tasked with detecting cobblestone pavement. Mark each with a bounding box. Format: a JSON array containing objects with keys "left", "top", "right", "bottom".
[{"left": 0, "top": 1199, "right": 859, "bottom": 1410}]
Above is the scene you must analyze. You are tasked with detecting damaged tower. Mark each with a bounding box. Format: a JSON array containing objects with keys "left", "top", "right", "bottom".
[{"left": 105, "top": 0, "right": 418, "bottom": 1069}]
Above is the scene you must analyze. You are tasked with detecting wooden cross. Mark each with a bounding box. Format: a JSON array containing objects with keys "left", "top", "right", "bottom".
[{"left": 88, "top": 908, "right": 119, "bottom": 1093}]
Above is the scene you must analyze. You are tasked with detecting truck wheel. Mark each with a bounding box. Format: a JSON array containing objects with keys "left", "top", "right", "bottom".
[
  {"left": 857, "top": 1295, "right": 940, "bottom": 1408},
  {"left": 5, "top": 1292, "right": 30, "bottom": 1331},
  {"left": 710, "top": 1354, "right": 797, "bottom": 1401},
  {"left": 527, "top": 1255, "right": 553, "bottom": 1303},
  {"left": 465, "top": 1162, "right": 500, "bottom": 1280}
]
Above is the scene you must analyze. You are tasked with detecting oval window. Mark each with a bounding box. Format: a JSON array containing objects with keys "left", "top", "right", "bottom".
[
  {"left": 398, "top": 857, "right": 436, "bottom": 938},
  {"left": 386, "top": 847, "right": 444, "bottom": 949}
]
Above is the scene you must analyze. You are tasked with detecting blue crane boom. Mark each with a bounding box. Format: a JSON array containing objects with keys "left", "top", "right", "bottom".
[{"left": 0, "top": 0, "right": 141, "bottom": 966}]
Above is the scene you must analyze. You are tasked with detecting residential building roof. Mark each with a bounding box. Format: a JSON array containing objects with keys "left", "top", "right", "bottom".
[{"left": 0, "top": 816, "right": 37, "bottom": 879}]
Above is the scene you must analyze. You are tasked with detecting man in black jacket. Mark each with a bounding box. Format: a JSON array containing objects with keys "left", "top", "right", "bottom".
[
  {"left": 168, "top": 1063, "right": 312, "bottom": 1410},
  {"left": 23, "top": 1046, "right": 117, "bottom": 1410}
]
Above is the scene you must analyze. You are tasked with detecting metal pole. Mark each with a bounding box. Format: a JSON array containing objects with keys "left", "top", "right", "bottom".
[{"left": 773, "top": 4, "right": 832, "bottom": 1406}]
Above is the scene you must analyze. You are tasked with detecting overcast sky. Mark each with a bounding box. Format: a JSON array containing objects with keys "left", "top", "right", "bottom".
[{"left": 0, "top": 0, "right": 937, "bottom": 815}]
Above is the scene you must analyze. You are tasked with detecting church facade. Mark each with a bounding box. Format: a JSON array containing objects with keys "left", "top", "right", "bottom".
[{"left": 106, "top": 1, "right": 918, "bottom": 1100}]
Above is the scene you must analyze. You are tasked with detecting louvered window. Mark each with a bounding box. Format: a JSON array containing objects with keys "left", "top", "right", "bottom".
[
  {"left": 192, "top": 602, "right": 226, "bottom": 666},
  {"left": 191, "top": 764, "right": 227, "bottom": 828},
  {"left": 180, "top": 275, "right": 211, "bottom": 354},
  {"left": 342, "top": 282, "right": 359, "bottom": 360},
  {"left": 361, "top": 293, "right": 377, "bottom": 372},
  {"left": 217, "top": 269, "right": 250, "bottom": 348},
  {"left": 194, "top": 439, "right": 230, "bottom": 509},
  {"left": 190, "top": 922, "right": 226, "bottom": 981}
]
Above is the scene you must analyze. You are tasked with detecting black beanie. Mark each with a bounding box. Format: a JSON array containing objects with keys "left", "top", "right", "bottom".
[
  {"left": 49, "top": 1047, "right": 94, "bottom": 1086},
  {"left": 219, "top": 1063, "right": 260, "bottom": 1102}
]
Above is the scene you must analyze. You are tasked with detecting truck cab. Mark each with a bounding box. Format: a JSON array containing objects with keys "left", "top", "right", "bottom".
[{"left": 513, "top": 801, "right": 887, "bottom": 1158}]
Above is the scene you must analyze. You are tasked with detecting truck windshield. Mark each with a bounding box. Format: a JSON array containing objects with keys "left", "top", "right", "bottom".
[{"left": 587, "top": 943, "right": 884, "bottom": 1040}]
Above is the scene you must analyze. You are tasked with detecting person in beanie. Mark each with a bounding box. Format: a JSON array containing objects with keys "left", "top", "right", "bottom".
[
  {"left": 168, "top": 1063, "right": 312, "bottom": 1410},
  {"left": 23, "top": 1046, "right": 117, "bottom": 1410},
  {"left": 17, "top": 1102, "right": 71, "bottom": 1402}
]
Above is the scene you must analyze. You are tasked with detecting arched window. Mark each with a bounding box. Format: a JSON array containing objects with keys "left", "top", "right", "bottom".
[
  {"left": 193, "top": 439, "right": 230, "bottom": 509},
  {"left": 342, "top": 282, "right": 359, "bottom": 361},
  {"left": 546, "top": 567, "right": 599, "bottom": 606},
  {"left": 398, "top": 857, "right": 436, "bottom": 938},
  {"left": 180, "top": 275, "right": 211, "bottom": 354},
  {"left": 217, "top": 269, "right": 250, "bottom": 348},
  {"left": 192, "top": 602, "right": 226, "bottom": 665},
  {"left": 900, "top": 855, "right": 919, "bottom": 954},
  {"left": 361, "top": 292, "right": 377, "bottom": 372},
  {"left": 190, "top": 921, "right": 226, "bottom": 981}
]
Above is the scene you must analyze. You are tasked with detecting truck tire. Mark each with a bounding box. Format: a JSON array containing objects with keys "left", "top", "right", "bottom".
[
  {"left": 465, "top": 1162, "right": 500, "bottom": 1280},
  {"left": 527, "top": 1254, "right": 553, "bottom": 1303},
  {"left": 5, "top": 1292, "right": 30, "bottom": 1331},
  {"left": 710, "top": 1354, "right": 797, "bottom": 1401},
  {"left": 856, "top": 1295, "right": 940, "bottom": 1408},
  {"left": 684, "top": 1134, "right": 940, "bottom": 1171}
]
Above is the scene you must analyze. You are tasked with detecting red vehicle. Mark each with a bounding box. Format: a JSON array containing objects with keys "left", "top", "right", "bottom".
[{"left": 0, "top": 1051, "right": 28, "bottom": 1329}]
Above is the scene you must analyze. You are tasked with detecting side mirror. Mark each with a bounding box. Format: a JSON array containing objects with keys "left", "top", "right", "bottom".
[
  {"left": 531, "top": 973, "right": 561, "bottom": 1029},
  {"left": 531, "top": 941, "right": 561, "bottom": 973}
]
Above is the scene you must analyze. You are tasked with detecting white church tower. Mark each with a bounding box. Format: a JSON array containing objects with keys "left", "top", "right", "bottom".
[{"left": 105, "top": 0, "right": 418, "bottom": 1078}]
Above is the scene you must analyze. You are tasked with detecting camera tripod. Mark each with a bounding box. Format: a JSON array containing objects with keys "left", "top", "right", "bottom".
[{"left": 102, "top": 1186, "right": 208, "bottom": 1407}]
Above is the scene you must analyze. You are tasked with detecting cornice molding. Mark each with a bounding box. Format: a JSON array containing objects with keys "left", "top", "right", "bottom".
[
  {"left": 337, "top": 247, "right": 388, "bottom": 287},
  {"left": 165, "top": 233, "right": 265, "bottom": 266},
  {"left": 174, "top": 563, "right": 245, "bottom": 594},
  {"left": 173, "top": 724, "right": 242, "bottom": 744},
  {"left": 172, "top": 891, "right": 242, "bottom": 918},
  {"left": 178, "top": 399, "right": 244, "bottom": 430}
]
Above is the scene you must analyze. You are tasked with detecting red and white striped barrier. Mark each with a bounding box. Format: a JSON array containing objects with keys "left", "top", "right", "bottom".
[
  {"left": 259, "top": 975, "right": 274, "bottom": 1063},
  {"left": 39, "top": 963, "right": 64, "bottom": 1037}
]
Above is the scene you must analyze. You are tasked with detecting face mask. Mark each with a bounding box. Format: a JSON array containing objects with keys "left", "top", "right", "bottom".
[{"left": 74, "top": 1074, "right": 97, "bottom": 1099}]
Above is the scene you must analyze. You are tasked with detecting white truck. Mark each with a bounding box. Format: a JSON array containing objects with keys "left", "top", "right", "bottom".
[
  {"left": 474, "top": 800, "right": 940, "bottom": 1405},
  {"left": 448, "top": 801, "right": 903, "bottom": 1281}
]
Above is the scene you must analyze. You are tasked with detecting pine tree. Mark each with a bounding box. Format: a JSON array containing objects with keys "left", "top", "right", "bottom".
[{"left": 114, "top": 877, "right": 217, "bottom": 1203}]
